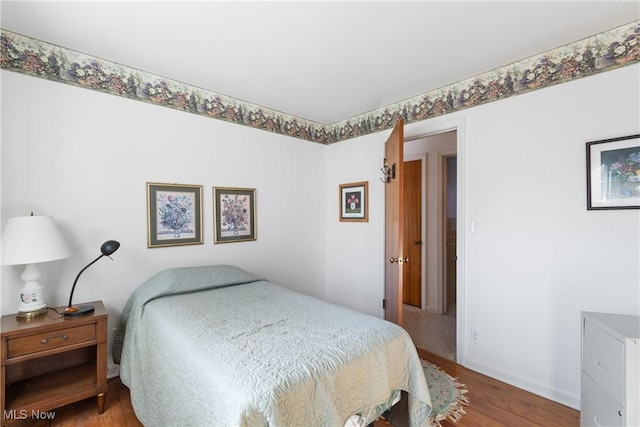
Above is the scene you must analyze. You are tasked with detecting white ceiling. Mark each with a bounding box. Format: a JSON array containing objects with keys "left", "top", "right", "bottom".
[{"left": 1, "top": 1, "right": 638, "bottom": 124}]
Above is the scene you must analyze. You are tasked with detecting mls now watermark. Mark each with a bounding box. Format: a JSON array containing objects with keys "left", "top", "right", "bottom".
[{"left": 4, "top": 409, "right": 56, "bottom": 420}]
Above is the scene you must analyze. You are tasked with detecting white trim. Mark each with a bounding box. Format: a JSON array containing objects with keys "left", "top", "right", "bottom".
[
  {"left": 438, "top": 148, "right": 457, "bottom": 316},
  {"left": 455, "top": 117, "right": 466, "bottom": 366},
  {"left": 463, "top": 357, "right": 580, "bottom": 410},
  {"left": 377, "top": 139, "right": 387, "bottom": 319}
]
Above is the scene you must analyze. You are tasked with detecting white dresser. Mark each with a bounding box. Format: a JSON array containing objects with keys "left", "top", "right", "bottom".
[{"left": 581, "top": 311, "right": 639, "bottom": 427}]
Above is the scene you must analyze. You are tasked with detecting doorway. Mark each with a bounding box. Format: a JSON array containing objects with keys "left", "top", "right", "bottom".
[{"left": 402, "top": 130, "right": 457, "bottom": 361}]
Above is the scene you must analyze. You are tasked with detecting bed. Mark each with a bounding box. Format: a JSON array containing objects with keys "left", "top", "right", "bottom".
[{"left": 112, "top": 265, "right": 432, "bottom": 426}]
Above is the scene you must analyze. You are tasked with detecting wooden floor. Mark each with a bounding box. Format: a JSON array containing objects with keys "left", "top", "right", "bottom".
[
  {"left": 9, "top": 350, "right": 579, "bottom": 427},
  {"left": 6, "top": 377, "right": 142, "bottom": 427},
  {"left": 412, "top": 349, "right": 579, "bottom": 427}
]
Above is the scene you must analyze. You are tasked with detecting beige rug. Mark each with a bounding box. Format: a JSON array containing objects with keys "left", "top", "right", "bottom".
[
  {"left": 421, "top": 360, "right": 469, "bottom": 426},
  {"left": 377, "top": 360, "right": 469, "bottom": 427}
]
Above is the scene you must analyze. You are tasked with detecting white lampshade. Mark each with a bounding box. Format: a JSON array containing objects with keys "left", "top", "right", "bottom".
[
  {"left": 2, "top": 215, "right": 71, "bottom": 265},
  {"left": 1, "top": 214, "right": 72, "bottom": 318}
]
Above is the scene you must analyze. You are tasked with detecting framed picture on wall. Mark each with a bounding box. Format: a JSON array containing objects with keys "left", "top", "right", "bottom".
[
  {"left": 586, "top": 134, "right": 640, "bottom": 210},
  {"left": 213, "top": 187, "right": 257, "bottom": 243},
  {"left": 339, "top": 181, "right": 368, "bottom": 222},
  {"left": 147, "top": 182, "right": 203, "bottom": 248}
]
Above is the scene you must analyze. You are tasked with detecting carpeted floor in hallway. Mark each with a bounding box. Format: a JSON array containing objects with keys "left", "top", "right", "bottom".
[{"left": 403, "top": 304, "right": 456, "bottom": 361}]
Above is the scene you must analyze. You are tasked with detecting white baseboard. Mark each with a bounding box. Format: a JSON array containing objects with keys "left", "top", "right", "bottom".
[{"left": 462, "top": 356, "right": 580, "bottom": 410}]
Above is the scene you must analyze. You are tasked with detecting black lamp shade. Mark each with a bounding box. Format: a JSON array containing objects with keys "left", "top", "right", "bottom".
[{"left": 101, "top": 240, "right": 120, "bottom": 256}]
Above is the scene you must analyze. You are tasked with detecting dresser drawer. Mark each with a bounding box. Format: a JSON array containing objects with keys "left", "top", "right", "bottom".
[
  {"left": 6, "top": 324, "right": 96, "bottom": 359},
  {"left": 581, "top": 371, "right": 625, "bottom": 426},
  {"left": 583, "top": 317, "right": 625, "bottom": 403}
]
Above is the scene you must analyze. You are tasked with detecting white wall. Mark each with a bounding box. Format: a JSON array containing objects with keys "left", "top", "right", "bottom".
[
  {"left": 2, "top": 63, "right": 639, "bottom": 410},
  {"left": 1, "top": 71, "right": 327, "bottom": 348},
  {"left": 326, "top": 64, "right": 640, "bottom": 408},
  {"left": 325, "top": 136, "right": 386, "bottom": 317},
  {"left": 460, "top": 64, "right": 639, "bottom": 408}
]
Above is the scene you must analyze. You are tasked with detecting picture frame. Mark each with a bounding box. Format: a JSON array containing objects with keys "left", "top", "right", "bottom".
[
  {"left": 339, "top": 181, "right": 368, "bottom": 222},
  {"left": 213, "top": 187, "right": 257, "bottom": 243},
  {"left": 586, "top": 134, "right": 640, "bottom": 210},
  {"left": 147, "top": 182, "right": 203, "bottom": 248}
]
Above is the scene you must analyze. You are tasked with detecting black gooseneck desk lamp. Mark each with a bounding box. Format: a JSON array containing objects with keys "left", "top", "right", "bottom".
[{"left": 63, "top": 240, "right": 120, "bottom": 317}]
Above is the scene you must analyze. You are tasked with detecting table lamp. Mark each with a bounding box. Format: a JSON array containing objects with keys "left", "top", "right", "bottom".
[
  {"left": 63, "top": 240, "right": 120, "bottom": 317},
  {"left": 1, "top": 214, "right": 72, "bottom": 319}
]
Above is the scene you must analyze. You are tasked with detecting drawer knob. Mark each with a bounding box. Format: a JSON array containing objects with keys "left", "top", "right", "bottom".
[{"left": 41, "top": 334, "right": 69, "bottom": 344}]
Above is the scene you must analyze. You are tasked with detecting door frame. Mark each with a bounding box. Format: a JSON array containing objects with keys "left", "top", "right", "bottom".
[
  {"left": 403, "top": 115, "right": 466, "bottom": 364},
  {"left": 438, "top": 149, "right": 457, "bottom": 315}
]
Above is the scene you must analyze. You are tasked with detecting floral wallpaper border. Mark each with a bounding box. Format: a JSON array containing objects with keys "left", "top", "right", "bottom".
[{"left": 1, "top": 21, "right": 639, "bottom": 145}]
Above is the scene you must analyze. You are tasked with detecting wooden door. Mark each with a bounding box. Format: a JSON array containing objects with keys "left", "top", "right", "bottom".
[
  {"left": 403, "top": 159, "right": 422, "bottom": 307},
  {"left": 384, "top": 120, "right": 405, "bottom": 326}
]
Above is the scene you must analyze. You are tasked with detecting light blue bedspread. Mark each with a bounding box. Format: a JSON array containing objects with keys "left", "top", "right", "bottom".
[{"left": 114, "top": 265, "right": 432, "bottom": 426}]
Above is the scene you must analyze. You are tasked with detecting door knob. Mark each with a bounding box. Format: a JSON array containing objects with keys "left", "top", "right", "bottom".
[
  {"left": 414, "top": 240, "right": 423, "bottom": 245},
  {"left": 389, "top": 257, "right": 409, "bottom": 264}
]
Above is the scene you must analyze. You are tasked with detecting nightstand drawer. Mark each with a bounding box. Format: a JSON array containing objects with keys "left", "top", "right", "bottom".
[
  {"left": 7, "top": 324, "right": 96, "bottom": 359},
  {"left": 583, "top": 317, "right": 625, "bottom": 403}
]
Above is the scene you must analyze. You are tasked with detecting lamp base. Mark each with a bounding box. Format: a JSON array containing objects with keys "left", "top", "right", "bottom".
[
  {"left": 63, "top": 305, "right": 95, "bottom": 317},
  {"left": 16, "top": 307, "right": 48, "bottom": 320},
  {"left": 18, "top": 265, "right": 47, "bottom": 315}
]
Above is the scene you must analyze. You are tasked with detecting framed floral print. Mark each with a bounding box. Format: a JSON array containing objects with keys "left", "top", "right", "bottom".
[
  {"left": 587, "top": 134, "right": 640, "bottom": 210},
  {"left": 339, "top": 181, "right": 368, "bottom": 222},
  {"left": 213, "top": 187, "right": 257, "bottom": 243},
  {"left": 147, "top": 182, "right": 203, "bottom": 248}
]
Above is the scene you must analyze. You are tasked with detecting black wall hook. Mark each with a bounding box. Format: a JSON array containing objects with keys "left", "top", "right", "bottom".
[{"left": 380, "top": 159, "right": 396, "bottom": 184}]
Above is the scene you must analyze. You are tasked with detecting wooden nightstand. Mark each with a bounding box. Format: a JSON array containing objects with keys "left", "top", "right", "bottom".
[{"left": 0, "top": 301, "right": 107, "bottom": 425}]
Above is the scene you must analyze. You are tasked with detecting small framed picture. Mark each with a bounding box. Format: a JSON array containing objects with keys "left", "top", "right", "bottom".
[
  {"left": 339, "top": 181, "right": 368, "bottom": 222},
  {"left": 213, "top": 187, "right": 257, "bottom": 243},
  {"left": 587, "top": 134, "right": 640, "bottom": 210},
  {"left": 147, "top": 182, "right": 203, "bottom": 248}
]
